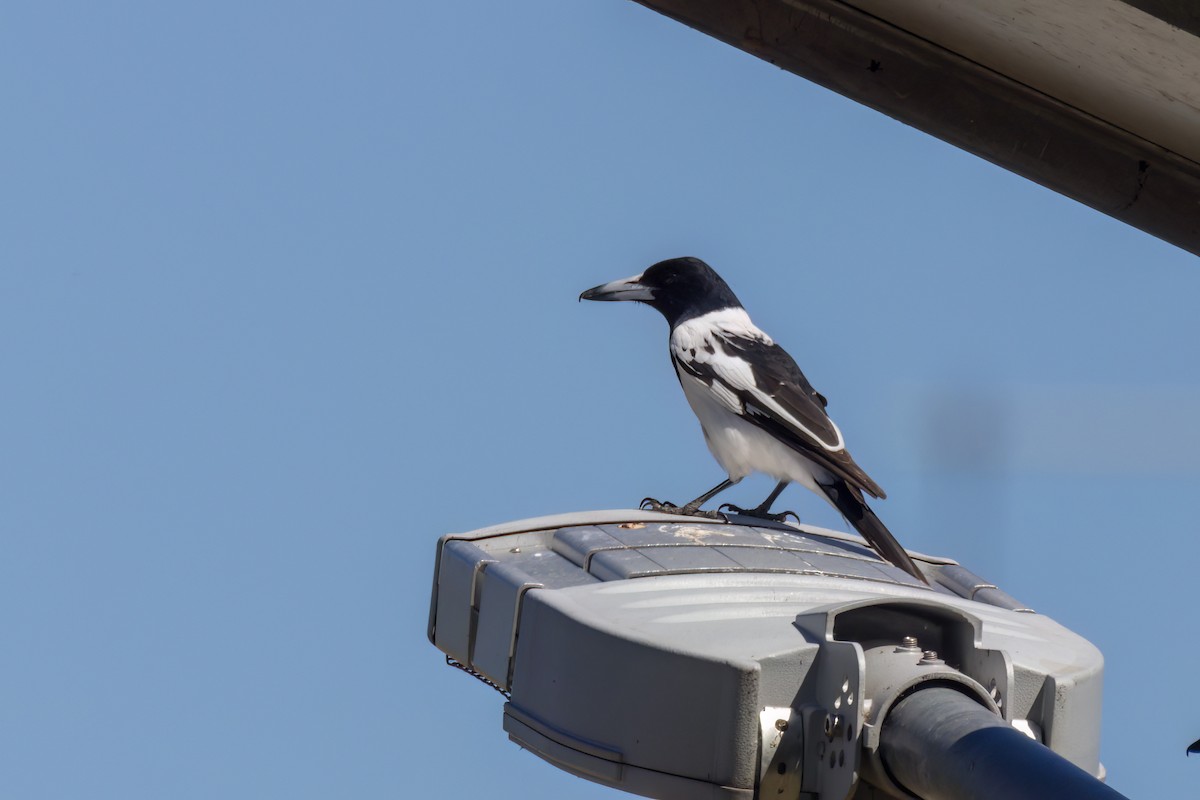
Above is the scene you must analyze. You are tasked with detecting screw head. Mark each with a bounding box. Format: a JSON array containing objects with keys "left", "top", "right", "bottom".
[
  {"left": 918, "top": 650, "right": 945, "bottom": 665},
  {"left": 775, "top": 719, "right": 789, "bottom": 731}
]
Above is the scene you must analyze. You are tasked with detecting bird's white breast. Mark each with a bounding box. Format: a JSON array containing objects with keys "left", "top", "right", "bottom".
[
  {"left": 669, "top": 308, "right": 832, "bottom": 492},
  {"left": 674, "top": 366, "right": 828, "bottom": 492}
]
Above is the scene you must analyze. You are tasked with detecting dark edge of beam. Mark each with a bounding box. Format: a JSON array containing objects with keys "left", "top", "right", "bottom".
[
  {"left": 1121, "top": 1, "right": 1200, "bottom": 39},
  {"left": 633, "top": 0, "right": 1200, "bottom": 257}
]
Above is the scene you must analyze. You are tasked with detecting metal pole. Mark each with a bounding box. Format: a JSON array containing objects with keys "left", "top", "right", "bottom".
[{"left": 879, "top": 686, "right": 1129, "bottom": 800}]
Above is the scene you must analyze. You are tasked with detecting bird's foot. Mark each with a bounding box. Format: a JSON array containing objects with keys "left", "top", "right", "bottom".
[
  {"left": 718, "top": 503, "right": 801, "bottom": 524},
  {"left": 640, "top": 497, "right": 725, "bottom": 520},
  {"left": 640, "top": 496, "right": 677, "bottom": 512}
]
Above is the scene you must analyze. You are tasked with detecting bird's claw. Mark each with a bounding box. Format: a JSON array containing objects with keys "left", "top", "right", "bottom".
[
  {"left": 718, "top": 503, "right": 801, "bottom": 524},
  {"left": 640, "top": 497, "right": 677, "bottom": 512},
  {"left": 641, "top": 497, "right": 725, "bottom": 519}
]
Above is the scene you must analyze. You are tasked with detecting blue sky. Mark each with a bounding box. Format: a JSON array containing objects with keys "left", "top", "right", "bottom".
[{"left": 2, "top": 2, "right": 1196, "bottom": 798}]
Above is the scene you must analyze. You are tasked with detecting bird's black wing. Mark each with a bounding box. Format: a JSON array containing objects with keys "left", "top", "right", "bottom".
[
  {"left": 691, "top": 331, "right": 886, "bottom": 499},
  {"left": 671, "top": 322, "right": 921, "bottom": 580}
]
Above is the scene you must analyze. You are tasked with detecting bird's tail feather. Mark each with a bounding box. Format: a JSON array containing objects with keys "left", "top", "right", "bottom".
[{"left": 819, "top": 480, "right": 927, "bottom": 584}]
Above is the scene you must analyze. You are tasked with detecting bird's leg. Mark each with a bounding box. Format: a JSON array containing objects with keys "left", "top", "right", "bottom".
[
  {"left": 720, "top": 481, "right": 800, "bottom": 523},
  {"left": 641, "top": 478, "right": 739, "bottom": 519},
  {"left": 680, "top": 477, "right": 739, "bottom": 514}
]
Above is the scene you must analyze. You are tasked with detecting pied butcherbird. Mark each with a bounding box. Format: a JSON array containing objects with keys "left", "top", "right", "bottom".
[{"left": 580, "top": 256, "right": 926, "bottom": 584}]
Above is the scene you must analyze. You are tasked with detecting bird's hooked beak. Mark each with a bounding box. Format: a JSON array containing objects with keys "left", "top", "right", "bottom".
[{"left": 579, "top": 272, "right": 655, "bottom": 303}]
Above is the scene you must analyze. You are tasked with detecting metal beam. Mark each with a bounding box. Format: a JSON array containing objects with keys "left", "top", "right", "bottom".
[
  {"left": 633, "top": 0, "right": 1200, "bottom": 256},
  {"left": 1122, "top": 1, "right": 1200, "bottom": 38}
]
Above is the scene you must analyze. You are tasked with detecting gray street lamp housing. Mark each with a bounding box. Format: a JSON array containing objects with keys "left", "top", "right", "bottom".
[{"left": 428, "top": 510, "right": 1109, "bottom": 799}]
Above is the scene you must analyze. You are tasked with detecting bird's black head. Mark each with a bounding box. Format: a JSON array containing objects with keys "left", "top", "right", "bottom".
[{"left": 579, "top": 257, "right": 742, "bottom": 327}]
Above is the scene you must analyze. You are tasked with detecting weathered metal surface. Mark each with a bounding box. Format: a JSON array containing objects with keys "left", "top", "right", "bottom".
[
  {"left": 631, "top": 0, "right": 1200, "bottom": 256},
  {"left": 429, "top": 510, "right": 1106, "bottom": 799}
]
